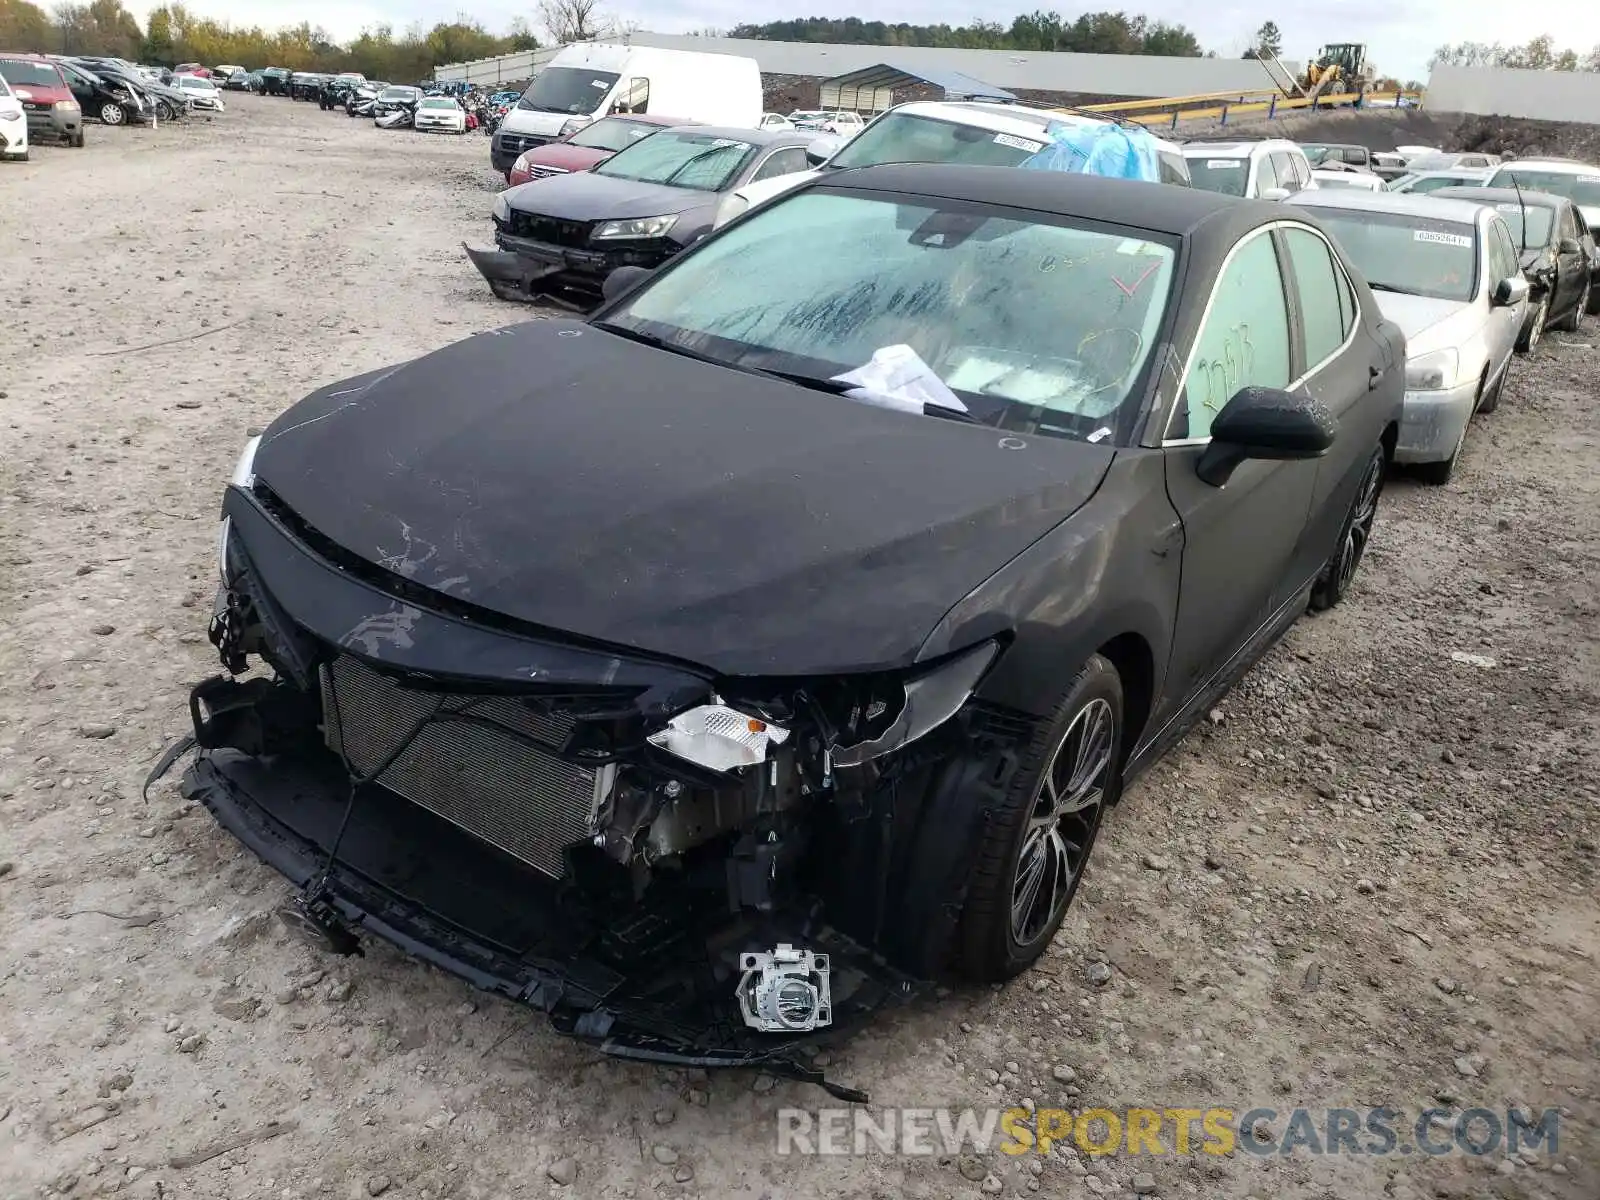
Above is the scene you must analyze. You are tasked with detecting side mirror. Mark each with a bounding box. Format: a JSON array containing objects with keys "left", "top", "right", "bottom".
[
  {"left": 805, "top": 135, "right": 841, "bottom": 166},
  {"left": 1259, "top": 186, "right": 1291, "bottom": 202},
  {"left": 1559, "top": 238, "right": 1583, "bottom": 254},
  {"left": 600, "top": 264, "right": 653, "bottom": 303},
  {"left": 1492, "top": 276, "right": 1530, "bottom": 308},
  {"left": 1196, "top": 387, "right": 1338, "bottom": 487}
]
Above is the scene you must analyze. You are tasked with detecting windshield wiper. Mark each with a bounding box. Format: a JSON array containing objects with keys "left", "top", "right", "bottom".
[
  {"left": 1365, "top": 281, "right": 1419, "bottom": 295},
  {"left": 592, "top": 325, "right": 981, "bottom": 422},
  {"left": 760, "top": 365, "right": 979, "bottom": 422}
]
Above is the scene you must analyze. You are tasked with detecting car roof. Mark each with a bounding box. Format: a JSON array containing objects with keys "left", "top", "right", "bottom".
[
  {"left": 886, "top": 99, "right": 1183, "bottom": 153},
  {"left": 1409, "top": 168, "right": 1491, "bottom": 179},
  {"left": 663, "top": 125, "right": 809, "bottom": 147},
  {"left": 1182, "top": 140, "right": 1297, "bottom": 157},
  {"left": 819, "top": 161, "right": 1275, "bottom": 237},
  {"left": 1492, "top": 159, "right": 1600, "bottom": 175},
  {"left": 1434, "top": 186, "right": 1567, "bottom": 210},
  {"left": 1290, "top": 189, "right": 1491, "bottom": 224}
]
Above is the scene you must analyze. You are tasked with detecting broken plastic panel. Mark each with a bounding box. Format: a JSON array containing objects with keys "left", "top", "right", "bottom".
[
  {"left": 647, "top": 703, "right": 790, "bottom": 773},
  {"left": 833, "top": 641, "right": 999, "bottom": 768}
]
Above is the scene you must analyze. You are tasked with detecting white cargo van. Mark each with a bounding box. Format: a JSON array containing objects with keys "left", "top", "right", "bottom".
[{"left": 490, "top": 43, "right": 762, "bottom": 177}]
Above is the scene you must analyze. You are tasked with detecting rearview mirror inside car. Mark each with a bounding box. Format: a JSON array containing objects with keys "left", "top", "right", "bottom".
[
  {"left": 1196, "top": 387, "right": 1338, "bottom": 487},
  {"left": 600, "top": 265, "right": 654, "bottom": 303},
  {"left": 1492, "top": 276, "right": 1530, "bottom": 308}
]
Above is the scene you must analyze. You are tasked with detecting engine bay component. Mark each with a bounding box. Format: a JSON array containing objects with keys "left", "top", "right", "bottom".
[
  {"left": 647, "top": 702, "right": 789, "bottom": 772},
  {"left": 736, "top": 943, "right": 833, "bottom": 1033}
]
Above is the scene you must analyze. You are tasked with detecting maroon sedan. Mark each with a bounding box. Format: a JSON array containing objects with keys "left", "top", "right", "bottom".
[{"left": 506, "top": 113, "right": 697, "bottom": 185}]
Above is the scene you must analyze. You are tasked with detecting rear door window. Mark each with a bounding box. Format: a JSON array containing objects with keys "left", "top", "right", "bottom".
[
  {"left": 1254, "top": 153, "right": 1280, "bottom": 196},
  {"left": 1284, "top": 227, "right": 1347, "bottom": 366}
]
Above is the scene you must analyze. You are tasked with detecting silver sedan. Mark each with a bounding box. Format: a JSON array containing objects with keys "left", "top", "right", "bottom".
[{"left": 1290, "top": 190, "right": 1528, "bottom": 484}]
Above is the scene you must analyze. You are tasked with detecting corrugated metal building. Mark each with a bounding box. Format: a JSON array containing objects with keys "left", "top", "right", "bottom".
[{"left": 436, "top": 31, "right": 1296, "bottom": 101}]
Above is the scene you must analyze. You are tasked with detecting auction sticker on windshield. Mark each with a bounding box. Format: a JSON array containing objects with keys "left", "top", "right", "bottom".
[
  {"left": 1579, "top": 175, "right": 1600, "bottom": 183},
  {"left": 1207, "top": 160, "right": 1240, "bottom": 169},
  {"left": 1414, "top": 230, "right": 1473, "bottom": 247},
  {"left": 994, "top": 133, "right": 1043, "bottom": 153}
]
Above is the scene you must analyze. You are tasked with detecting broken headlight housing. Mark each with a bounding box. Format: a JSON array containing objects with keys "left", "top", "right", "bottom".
[
  {"left": 217, "top": 434, "right": 261, "bottom": 584},
  {"left": 832, "top": 640, "right": 999, "bottom": 768}
]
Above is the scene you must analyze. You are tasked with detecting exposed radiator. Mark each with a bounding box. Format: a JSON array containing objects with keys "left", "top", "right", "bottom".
[{"left": 320, "top": 655, "right": 603, "bottom": 879}]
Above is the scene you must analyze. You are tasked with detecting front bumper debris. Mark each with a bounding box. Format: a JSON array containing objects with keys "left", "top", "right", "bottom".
[
  {"left": 162, "top": 484, "right": 949, "bottom": 1101},
  {"left": 180, "top": 744, "right": 895, "bottom": 1101}
]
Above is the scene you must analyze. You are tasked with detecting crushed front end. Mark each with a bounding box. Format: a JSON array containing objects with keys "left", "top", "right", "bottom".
[
  {"left": 466, "top": 197, "right": 681, "bottom": 307},
  {"left": 179, "top": 477, "right": 1023, "bottom": 1098}
]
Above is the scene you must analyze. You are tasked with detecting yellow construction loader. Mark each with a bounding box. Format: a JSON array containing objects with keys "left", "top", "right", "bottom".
[{"left": 1299, "top": 44, "right": 1375, "bottom": 102}]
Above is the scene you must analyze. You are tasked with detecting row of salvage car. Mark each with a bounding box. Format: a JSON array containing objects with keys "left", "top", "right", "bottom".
[
  {"left": 0, "top": 51, "right": 223, "bottom": 160},
  {"left": 169, "top": 93, "right": 1594, "bottom": 1101}
]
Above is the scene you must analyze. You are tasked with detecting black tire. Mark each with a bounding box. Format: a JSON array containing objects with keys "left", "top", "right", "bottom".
[
  {"left": 71, "top": 131, "right": 85, "bottom": 148},
  {"left": 156, "top": 100, "right": 175, "bottom": 122},
  {"left": 100, "top": 101, "right": 125, "bottom": 126},
  {"left": 1587, "top": 280, "right": 1600, "bottom": 315},
  {"left": 1476, "top": 361, "right": 1507, "bottom": 415},
  {"left": 1554, "top": 282, "right": 1588, "bottom": 332},
  {"left": 953, "top": 655, "right": 1122, "bottom": 982},
  {"left": 1310, "top": 443, "right": 1385, "bottom": 610},
  {"left": 1516, "top": 296, "right": 1547, "bottom": 352}
]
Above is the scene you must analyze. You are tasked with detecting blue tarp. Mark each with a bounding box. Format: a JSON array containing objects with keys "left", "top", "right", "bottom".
[{"left": 1019, "top": 120, "right": 1164, "bottom": 183}]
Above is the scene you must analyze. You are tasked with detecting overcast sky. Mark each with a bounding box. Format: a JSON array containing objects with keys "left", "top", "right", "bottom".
[{"left": 123, "top": 2, "right": 1600, "bottom": 84}]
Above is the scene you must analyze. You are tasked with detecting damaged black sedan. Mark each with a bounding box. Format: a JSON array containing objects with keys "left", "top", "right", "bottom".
[
  {"left": 180, "top": 165, "right": 1402, "bottom": 1094},
  {"left": 467, "top": 125, "right": 819, "bottom": 307}
]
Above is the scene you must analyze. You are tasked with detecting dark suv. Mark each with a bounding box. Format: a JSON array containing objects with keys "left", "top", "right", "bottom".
[{"left": 0, "top": 55, "right": 84, "bottom": 146}]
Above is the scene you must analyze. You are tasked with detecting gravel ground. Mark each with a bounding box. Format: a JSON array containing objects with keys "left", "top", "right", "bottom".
[{"left": 1, "top": 96, "right": 1596, "bottom": 1200}]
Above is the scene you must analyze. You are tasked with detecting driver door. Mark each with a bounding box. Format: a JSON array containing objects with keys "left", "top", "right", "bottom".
[{"left": 1159, "top": 227, "right": 1318, "bottom": 717}]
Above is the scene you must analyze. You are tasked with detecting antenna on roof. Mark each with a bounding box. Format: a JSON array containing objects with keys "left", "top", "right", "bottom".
[{"left": 1510, "top": 173, "right": 1528, "bottom": 251}]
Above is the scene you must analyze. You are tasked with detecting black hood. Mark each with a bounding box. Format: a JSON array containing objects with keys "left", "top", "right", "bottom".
[
  {"left": 506, "top": 171, "right": 715, "bottom": 223},
  {"left": 251, "top": 320, "right": 1114, "bottom": 677}
]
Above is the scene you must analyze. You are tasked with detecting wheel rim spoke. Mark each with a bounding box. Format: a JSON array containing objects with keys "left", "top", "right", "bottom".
[{"left": 1010, "top": 698, "right": 1114, "bottom": 944}]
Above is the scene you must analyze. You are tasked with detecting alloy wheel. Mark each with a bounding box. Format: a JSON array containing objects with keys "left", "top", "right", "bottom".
[
  {"left": 1010, "top": 698, "right": 1114, "bottom": 945},
  {"left": 101, "top": 102, "right": 125, "bottom": 125},
  {"left": 1337, "top": 453, "right": 1383, "bottom": 593}
]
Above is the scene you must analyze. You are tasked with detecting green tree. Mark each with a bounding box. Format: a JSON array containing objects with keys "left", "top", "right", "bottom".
[{"left": 0, "top": 0, "right": 52, "bottom": 50}]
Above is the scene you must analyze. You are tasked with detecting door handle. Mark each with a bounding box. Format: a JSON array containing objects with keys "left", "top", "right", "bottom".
[{"left": 1367, "top": 364, "right": 1384, "bottom": 390}]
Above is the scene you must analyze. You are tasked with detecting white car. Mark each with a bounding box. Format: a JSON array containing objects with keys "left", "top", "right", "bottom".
[
  {"left": 758, "top": 112, "right": 794, "bottom": 131},
  {"left": 0, "top": 72, "right": 26, "bottom": 162},
  {"left": 175, "top": 74, "right": 225, "bottom": 113},
  {"left": 715, "top": 100, "right": 1192, "bottom": 228},
  {"left": 1310, "top": 168, "right": 1385, "bottom": 192},
  {"left": 415, "top": 95, "right": 467, "bottom": 134},
  {"left": 1291, "top": 190, "right": 1528, "bottom": 484},
  {"left": 1182, "top": 139, "right": 1317, "bottom": 201},
  {"left": 823, "top": 111, "right": 865, "bottom": 137}
]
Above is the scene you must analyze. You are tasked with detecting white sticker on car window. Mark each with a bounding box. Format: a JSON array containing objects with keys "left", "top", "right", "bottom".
[
  {"left": 1578, "top": 175, "right": 1600, "bottom": 183},
  {"left": 994, "top": 133, "right": 1044, "bottom": 153},
  {"left": 590, "top": 79, "right": 609, "bottom": 89},
  {"left": 1496, "top": 203, "right": 1523, "bottom": 212},
  {"left": 1414, "top": 230, "right": 1473, "bottom": 247},
  {"left": 1206, "top": 159, "right": 1241, "bottom": 169},
  {"left": 710, "top": 138, "right": 749, "bottom": 149}
]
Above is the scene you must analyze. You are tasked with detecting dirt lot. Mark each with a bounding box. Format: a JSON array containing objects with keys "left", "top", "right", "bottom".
[{"left": 1, "top": 96, "right": 1597, "bottom": 1200}]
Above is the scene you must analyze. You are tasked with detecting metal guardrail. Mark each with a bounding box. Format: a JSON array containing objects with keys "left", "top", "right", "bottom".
[{"left": 1071, "top": 89, "right": 1424, "bottom": 130}]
